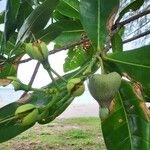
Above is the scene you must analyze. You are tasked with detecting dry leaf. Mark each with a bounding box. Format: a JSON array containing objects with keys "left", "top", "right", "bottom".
[{"left": 0, "top": 79, "right": 11, "bottom": 86}]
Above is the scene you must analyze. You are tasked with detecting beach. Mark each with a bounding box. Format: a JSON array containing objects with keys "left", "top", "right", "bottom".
[{"left": 58, "top": 103, "right": 99, "bottom": 118}]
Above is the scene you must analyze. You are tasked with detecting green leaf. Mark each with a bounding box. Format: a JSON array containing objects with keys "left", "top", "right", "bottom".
[
  {"left": 54, "top": 20, "right": 83, "bottom": 46},
  {"left": 0, "top": 63, "right": 17, "bottom": 79},
  {"left": 111, "top": 32, "right": 123, "bottom": 53},
  {"left": 0, "top": 101, "right": 33, "bottom": 143},
  {"left": 5, "top": 34, "right": 24, "bottom": 56},
  {"left": 0, "top": 11, "right": 4, "bottom": 24},
  {"left": 57, "top": 0, "right": 80, "bottom": 19},
  {"left": 16, "top": 0, "right": 59, "bottom": 44},
  {"left": 35, "top": 20, "right": 82, "bottom": 44},
  {"left": 35, "top": 22, "right": 62, "bottom": 44},
  {"left": 102, "top": 80, "right": 150, "bottom": 149},
  {"left": 16, "top": 0, "right": 33, "bottom": 30},
  {"left": 55, "top": 32, "right": 81, "bottom": 47},
  {"left": 3, "top": 0, "right": 20, "bottom": 41},
  {"left": 80, "top": 0, "right": 119, "bottom": 49},
  {"left": 104, "top": 45, "right": 150, "bottom": 95},
  {"left": 116, "top": 0, "right": 144, "bottom": 22},
  {"left": 64, "top": 46, "right": 94, "bottom": 72}
]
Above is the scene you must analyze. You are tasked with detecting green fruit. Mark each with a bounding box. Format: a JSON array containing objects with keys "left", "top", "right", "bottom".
[
  {"left": 72, "top": 84, "right": 85, "bottom": 96},
  {"left": 99, "top": 107, "right": 109, "bottom": 120},
  {"left": 67, "top": 78, "right": 85, "bottom": 97},
  {"left": 21, "top": 109, "right": 39, "bottom": 126},
  {"left": 15, "top": 104, "right": 35, "bottom": 115},
  {"left": 25, "top": 40, "right": 48, "bottom": 62},
  {"left": 88, "top": 72, "right": 121, "bottom": 107}
]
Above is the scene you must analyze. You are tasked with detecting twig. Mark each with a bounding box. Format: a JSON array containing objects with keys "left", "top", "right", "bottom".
[
  {"left": 18, "top": 38, "right": 89, "bottom": 64},
  {"left": 118, "top": 9, "right": 150, "bottom": 27},
  {"left": 104, "top": 29, "right": 150, "bottom": 52},
  {"left": 104, "top": 10, "right": 150, "bottom": 52},
  {"left": 20, "top": 62, "right": 40, "bottom": 98},
  {"left": 49, "top": 38, "right": 88, "bottom": 55},
  {"left": 123, "top": 30, "right": 150, "bottom": 44},
  {"left": 49, "top": 66, "right": 67, "bottom": 83}
]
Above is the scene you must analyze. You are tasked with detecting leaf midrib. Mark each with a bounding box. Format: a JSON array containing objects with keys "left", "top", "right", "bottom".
[
  {"left": 97, "top": 0, "right": 100, "bottom": 50},
  {"left": 17, "top": 0, "right": 56, "bottom": 44},
  {"left": 105, "top": 57, "right": 150, "bottom": 69},
  {"left": 119, "top": 92, "right": 133, "bottom": 149},
  {"left": 63, "top": 0, "right": 79, "bottom": 13}
]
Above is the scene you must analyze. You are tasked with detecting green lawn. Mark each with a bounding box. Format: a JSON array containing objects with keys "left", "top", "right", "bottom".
[{"left": 0, "top": 117, "right": 106, "bottom": 150}]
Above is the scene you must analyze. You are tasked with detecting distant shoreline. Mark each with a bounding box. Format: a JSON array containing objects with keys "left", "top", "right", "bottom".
[
  {"left": 0, "top": 88, "right": 99, "bottom": 118},
  {"left": 0, "top": 102, "right": 99, "bottom": 118}
]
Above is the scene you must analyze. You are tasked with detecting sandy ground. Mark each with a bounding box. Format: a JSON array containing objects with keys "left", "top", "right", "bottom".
[{"left": 58, "top": 103, "right": 99, "bottom": 118}]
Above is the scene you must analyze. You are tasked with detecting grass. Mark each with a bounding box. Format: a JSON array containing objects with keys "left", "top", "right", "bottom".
[{"left": 0, "top": 117, "right": 106, "bottom": 150}]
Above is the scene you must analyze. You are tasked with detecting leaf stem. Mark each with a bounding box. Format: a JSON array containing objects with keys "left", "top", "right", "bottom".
[
  {"left": 42, "top": 59, "right": 60, "bottom": 89},
  {"left": 49, "top": 66, "right": 67, "bottom": 83},
  {"left": 0, "top": 116, "right": 18, "bottom": 124},
  {"left": 96, "top": 56, "right": 105, "bottom": 74}
]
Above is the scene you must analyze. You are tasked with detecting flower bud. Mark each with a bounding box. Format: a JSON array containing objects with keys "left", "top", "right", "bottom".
[{"left": 25, "top": 40, "right": 48, "bottom": 62}]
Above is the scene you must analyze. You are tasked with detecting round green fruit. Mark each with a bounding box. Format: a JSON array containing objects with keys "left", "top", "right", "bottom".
[
  {"left": 21, "top": 109, "right": 39, "bottom": 126},
  {"left": 15, "top": 104, "right": 36, "bottom": 115},
  {"left": 25, "top": 40, "right": 48, "bottom": 62},
  {"left": 88, "top": 72, "right": 121, "bottom": 107}
]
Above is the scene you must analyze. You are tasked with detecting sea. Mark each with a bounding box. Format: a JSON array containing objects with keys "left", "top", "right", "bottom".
[{"left": 0, "top": 88, "right": 97, "bottom": 107}]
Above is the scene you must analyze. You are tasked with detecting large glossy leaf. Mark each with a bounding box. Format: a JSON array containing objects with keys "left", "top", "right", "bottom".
[
  {"left": 35, "top": 20, "right": 82, "bottom": 44},
  {"left": 53, "top": 10, "right": 69, "bottom": 21},
  {"left": 0, "top": 101, "right": 33, "bottom": 143},
  {"left": 16, "top": 0, "right": 59, "bottom": 44},
  {"left": 54, "top": 20, "right": 83, "bottom": 46},
  {"left": 80, "top": 0, "right": 119, "bottom": 49},
  {"left": 3, "top": 0, "right": 20, "bottom": 42},
  {"left": 57, "top": 0, "right": 80, "bottom": 19},
  {"left": 102, "top": 80, "right": 150, "bottom": 149},
  {"left": 64, "top": 46, "right": 95, "bottom": 72},
  {"left": 35, "top": 22, "right": 62, "bottom": 44},
  {"left": 104, "top": 45, "right": 150, "bottom": 92},
  {"left": 16, "top": 0, "right": 33, "bottom": 30}
]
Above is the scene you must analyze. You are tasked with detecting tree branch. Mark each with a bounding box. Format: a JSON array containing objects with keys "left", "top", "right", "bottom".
[
  {"left": 118, "top": 9, "right": 150, "bottom": 27},
  {"left": 20, "top": 62, "right": 40, "bottom": 98},
  {"left": 18, "top": 38, "right": 89, "bottom": 64},
  {"left": 123, "top": 29, "right": 150, "bottom": 44}
]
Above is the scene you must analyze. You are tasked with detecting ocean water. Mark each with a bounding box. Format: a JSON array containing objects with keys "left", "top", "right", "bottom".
[
  {"left": 0, "top": 88, "right": 97, "bottom": 107},
  {"left": 0, "top": 88, "right": 23, "bottom": 106}
]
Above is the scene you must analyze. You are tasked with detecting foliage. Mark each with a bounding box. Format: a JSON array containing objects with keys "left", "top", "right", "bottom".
[{"left": 0, "top": 0, "right": 150, "bottom": 149}]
